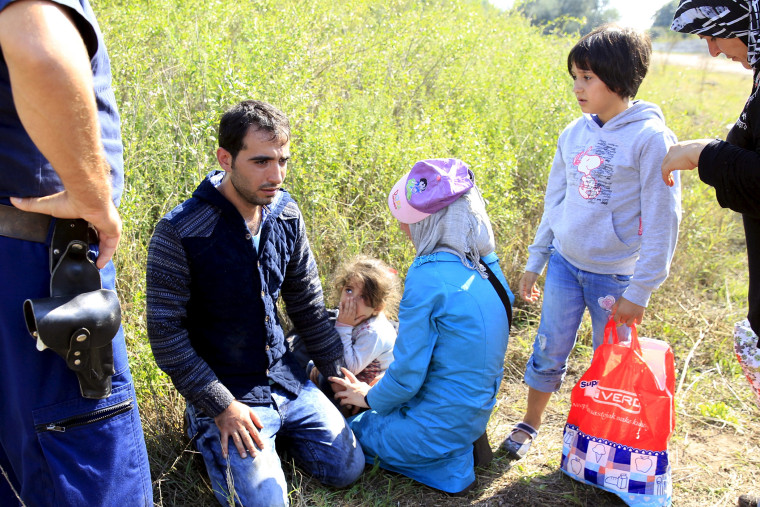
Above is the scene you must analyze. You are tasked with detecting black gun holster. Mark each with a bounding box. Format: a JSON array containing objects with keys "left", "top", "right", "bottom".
[{"left": 22, "top": 219, "right": 121, "bottom": 399}]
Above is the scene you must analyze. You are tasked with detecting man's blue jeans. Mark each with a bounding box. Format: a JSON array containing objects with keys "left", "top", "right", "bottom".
[
  {"left": 524, "top": 250, "right": 632, "bottom": 393},
  {"left": 186, "top": 381, "right": 364, "bottom": 506}
]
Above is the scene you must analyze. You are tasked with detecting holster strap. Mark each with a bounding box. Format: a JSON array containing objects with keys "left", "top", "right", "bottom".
[{"left": 0, "top": 204, "right": 51, "bottom": 243}]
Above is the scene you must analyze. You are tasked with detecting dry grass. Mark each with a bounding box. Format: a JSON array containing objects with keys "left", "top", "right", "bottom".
[
  {"left": 143, "top": 298, "right": 760, "bottom": 506},
  {"left": 139, "top": 55, "right": 760, "bottom": 506}
]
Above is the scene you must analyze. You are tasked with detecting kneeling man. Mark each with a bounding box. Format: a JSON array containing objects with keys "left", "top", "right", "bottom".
[{"left": 147, "top": 100, "right": 364, "bottom": 506}]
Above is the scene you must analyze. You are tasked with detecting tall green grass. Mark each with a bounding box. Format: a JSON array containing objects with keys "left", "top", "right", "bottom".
[{"left": 94, "top": 0, "right": 757, "bottom": 503}]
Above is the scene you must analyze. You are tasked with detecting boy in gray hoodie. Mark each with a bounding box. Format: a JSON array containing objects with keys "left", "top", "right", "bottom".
[{"left": 503, "top": 24, "right": 682, "bottom": 459}]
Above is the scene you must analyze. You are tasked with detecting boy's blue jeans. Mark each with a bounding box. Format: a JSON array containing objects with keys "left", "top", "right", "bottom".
[
  {"left": 524, "top": 250, "right": 632, "bottom": 393},
  {"left": 186, "top": 381, "right": 364, "bottom": 507}
]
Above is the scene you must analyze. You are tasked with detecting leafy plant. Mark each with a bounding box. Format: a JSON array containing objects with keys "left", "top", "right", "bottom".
[{"left": 92, "top": 0, "right": 759, "bottom": 504}]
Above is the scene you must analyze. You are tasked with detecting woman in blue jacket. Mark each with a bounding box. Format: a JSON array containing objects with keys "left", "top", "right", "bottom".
[{"left": 330, "top": 158, "right": 513, "bottom": 495}]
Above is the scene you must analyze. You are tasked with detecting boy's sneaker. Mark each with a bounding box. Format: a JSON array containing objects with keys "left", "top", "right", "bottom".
[{"left": 739, "top": 494, "right": 759, "bottom": 507}]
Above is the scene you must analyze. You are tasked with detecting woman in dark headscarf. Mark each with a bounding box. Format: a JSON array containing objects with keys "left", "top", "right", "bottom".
[
  {"left": 664, "top": 3, "right": 759, "bottom": 506},
  {"left": 665, "top": 2, "right": 759, "bottom": 334}
]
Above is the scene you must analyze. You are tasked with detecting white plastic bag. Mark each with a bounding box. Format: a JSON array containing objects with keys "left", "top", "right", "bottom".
[{"left": 734, "top": 319, "right": 760, "bottom": 408}]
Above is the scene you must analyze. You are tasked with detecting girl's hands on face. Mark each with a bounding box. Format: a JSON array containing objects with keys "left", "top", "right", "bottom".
[
  {"left": 337, "top": 282, "right": 375, "bottom": 326},
  {"left": 337, "top": 295, "right": 360, "bottom": 326}
]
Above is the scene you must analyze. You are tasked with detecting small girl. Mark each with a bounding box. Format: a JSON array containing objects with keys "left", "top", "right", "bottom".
[{"left": 307, "top": 255, "right": 401, "bottom": 388}]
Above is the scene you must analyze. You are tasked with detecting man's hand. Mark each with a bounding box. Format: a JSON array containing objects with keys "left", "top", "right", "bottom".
[
  {"left": 518, "top": 271, "right": 541, "bottom": 303},
  {"left": 0, "top": 1, "right": 121, "bottom": 268},
  {"left": 611, "top": 297, "right": 645, "bottom": 327},
  {"left": 661, "top": 139, "right": 712, "bottom": 187},
  {"left": 309, "top": 365, "right": 321, "bottom": 385},
  {"left": 11, "top": 193, "right": 122, "bottom": 269},
  {"left": 214, "top": 401, "right": 265, "bottom": 459}
]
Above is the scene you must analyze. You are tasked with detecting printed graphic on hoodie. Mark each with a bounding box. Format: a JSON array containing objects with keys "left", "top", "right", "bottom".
[
  {"left": 572, "top": 140, "right": 617, "bottom": 205},
  {"left": 574, "top": 146, "right": 603, "bottom": 199}
]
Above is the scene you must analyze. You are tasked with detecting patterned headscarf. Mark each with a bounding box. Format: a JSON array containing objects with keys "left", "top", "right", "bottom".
[
  {"left": 750, "top": 0, "right": 760, "bottom": 68},
  {"left": 671, "top": 0, "right": 760, "bottom": 69},
  {"left": 409, "top": 187, "right": 495, "bottom": 278}
]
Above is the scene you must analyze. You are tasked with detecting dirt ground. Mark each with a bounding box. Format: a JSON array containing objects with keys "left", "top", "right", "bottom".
[
  {"left": 455, "top": 332, "right": 760, "bottom": 507},
  {"left": 470, "top": 374, "right": 759, "bottom": 506}
]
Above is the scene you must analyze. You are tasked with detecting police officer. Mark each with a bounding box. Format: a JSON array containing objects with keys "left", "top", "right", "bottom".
[{"left": 0, "top": 1, "right": 152, "bottom": 504}]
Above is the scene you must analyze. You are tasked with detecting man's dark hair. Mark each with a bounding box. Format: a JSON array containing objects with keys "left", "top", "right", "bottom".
[
  {"left": 567, "top": 24, "right": 652, "bottom": 99},
  {"left": 218, "top": 100, "right": 290, "bottom": 159}
]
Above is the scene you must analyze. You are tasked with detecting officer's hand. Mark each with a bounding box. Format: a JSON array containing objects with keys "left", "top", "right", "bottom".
[{"left": 11, "top": 192, "right": 122, "bottom": 269}]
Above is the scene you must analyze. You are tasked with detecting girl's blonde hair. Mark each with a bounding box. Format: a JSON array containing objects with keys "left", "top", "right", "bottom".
[{"left": 332, "top": 255, "right": 402, "bottom": 320}]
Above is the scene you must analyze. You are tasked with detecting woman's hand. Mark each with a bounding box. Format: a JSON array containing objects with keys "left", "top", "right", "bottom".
[
  {"left": 329, "top": 367, "right": 371, "bottom": 408},
  {"left": 661, "top": 139, "right": 713, "bottom": 187}
]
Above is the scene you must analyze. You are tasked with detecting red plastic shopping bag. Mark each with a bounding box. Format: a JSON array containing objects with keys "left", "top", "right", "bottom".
[{"left": 560, "top": 320, "right": 675, "bottom": 506}]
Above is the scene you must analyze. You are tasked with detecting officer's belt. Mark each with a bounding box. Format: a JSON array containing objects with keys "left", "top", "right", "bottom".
[{"left": 0, "top": 204, "right": 52, "bottom": 243}]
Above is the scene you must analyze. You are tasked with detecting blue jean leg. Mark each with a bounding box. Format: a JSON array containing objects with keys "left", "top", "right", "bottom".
[
  {"left": 186, "top": 382, "right": 363, "bottom": 507},
  {"left": 276, "top": 381, "right": 364, "bottom": 488},
  {"left": 584, "top": 272, "right": 632, "bottom": 349},
  {"left": 524, "top": 251, "right": 631, "bottom": 393},
  {"left": 186, "top": 402, "right": 288, "bottom": 507}
]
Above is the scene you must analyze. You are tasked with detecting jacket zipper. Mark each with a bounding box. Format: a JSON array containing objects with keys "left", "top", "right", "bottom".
[{"left": 35, "top": 399, "right": 133, "bottom": 433}]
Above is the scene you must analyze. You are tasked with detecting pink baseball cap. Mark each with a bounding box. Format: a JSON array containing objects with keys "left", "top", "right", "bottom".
[{"left": 387, "top": 158, "right": 474, "bottom": 224}]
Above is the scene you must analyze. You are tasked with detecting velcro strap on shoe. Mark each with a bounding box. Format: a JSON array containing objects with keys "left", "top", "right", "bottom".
[{"left": 515, "top": 422, "right": 539, "bottom": 439}]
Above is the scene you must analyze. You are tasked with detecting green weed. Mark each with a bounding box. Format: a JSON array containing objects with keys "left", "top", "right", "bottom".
[{"left": 91, "top": 0, "right": 760, "bottom": 504}]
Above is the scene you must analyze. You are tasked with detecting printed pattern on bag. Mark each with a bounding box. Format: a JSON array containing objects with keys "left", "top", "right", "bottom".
[
  {"left": 562, "top": 323, "right": 675, "bottom": 506},
  {"left": 562, "top": 424, "right": 671, "bottom": 506},
  {"left": 734, "top": 319, "right": 760, "bottom": 408}
]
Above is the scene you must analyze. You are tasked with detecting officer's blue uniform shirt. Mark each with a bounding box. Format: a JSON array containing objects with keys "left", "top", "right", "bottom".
[{"left": 0, "top": 0, "right": 123, "bottom": 205}]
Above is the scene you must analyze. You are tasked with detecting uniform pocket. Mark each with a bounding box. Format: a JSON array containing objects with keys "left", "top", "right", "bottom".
[{"left": 32, "top": 383, "right": 151, "bottom": 506}]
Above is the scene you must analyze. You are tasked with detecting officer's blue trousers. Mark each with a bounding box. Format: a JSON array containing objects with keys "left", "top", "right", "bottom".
[{"left": 0, "top": 233, "right": 153, "bottom": 506}]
